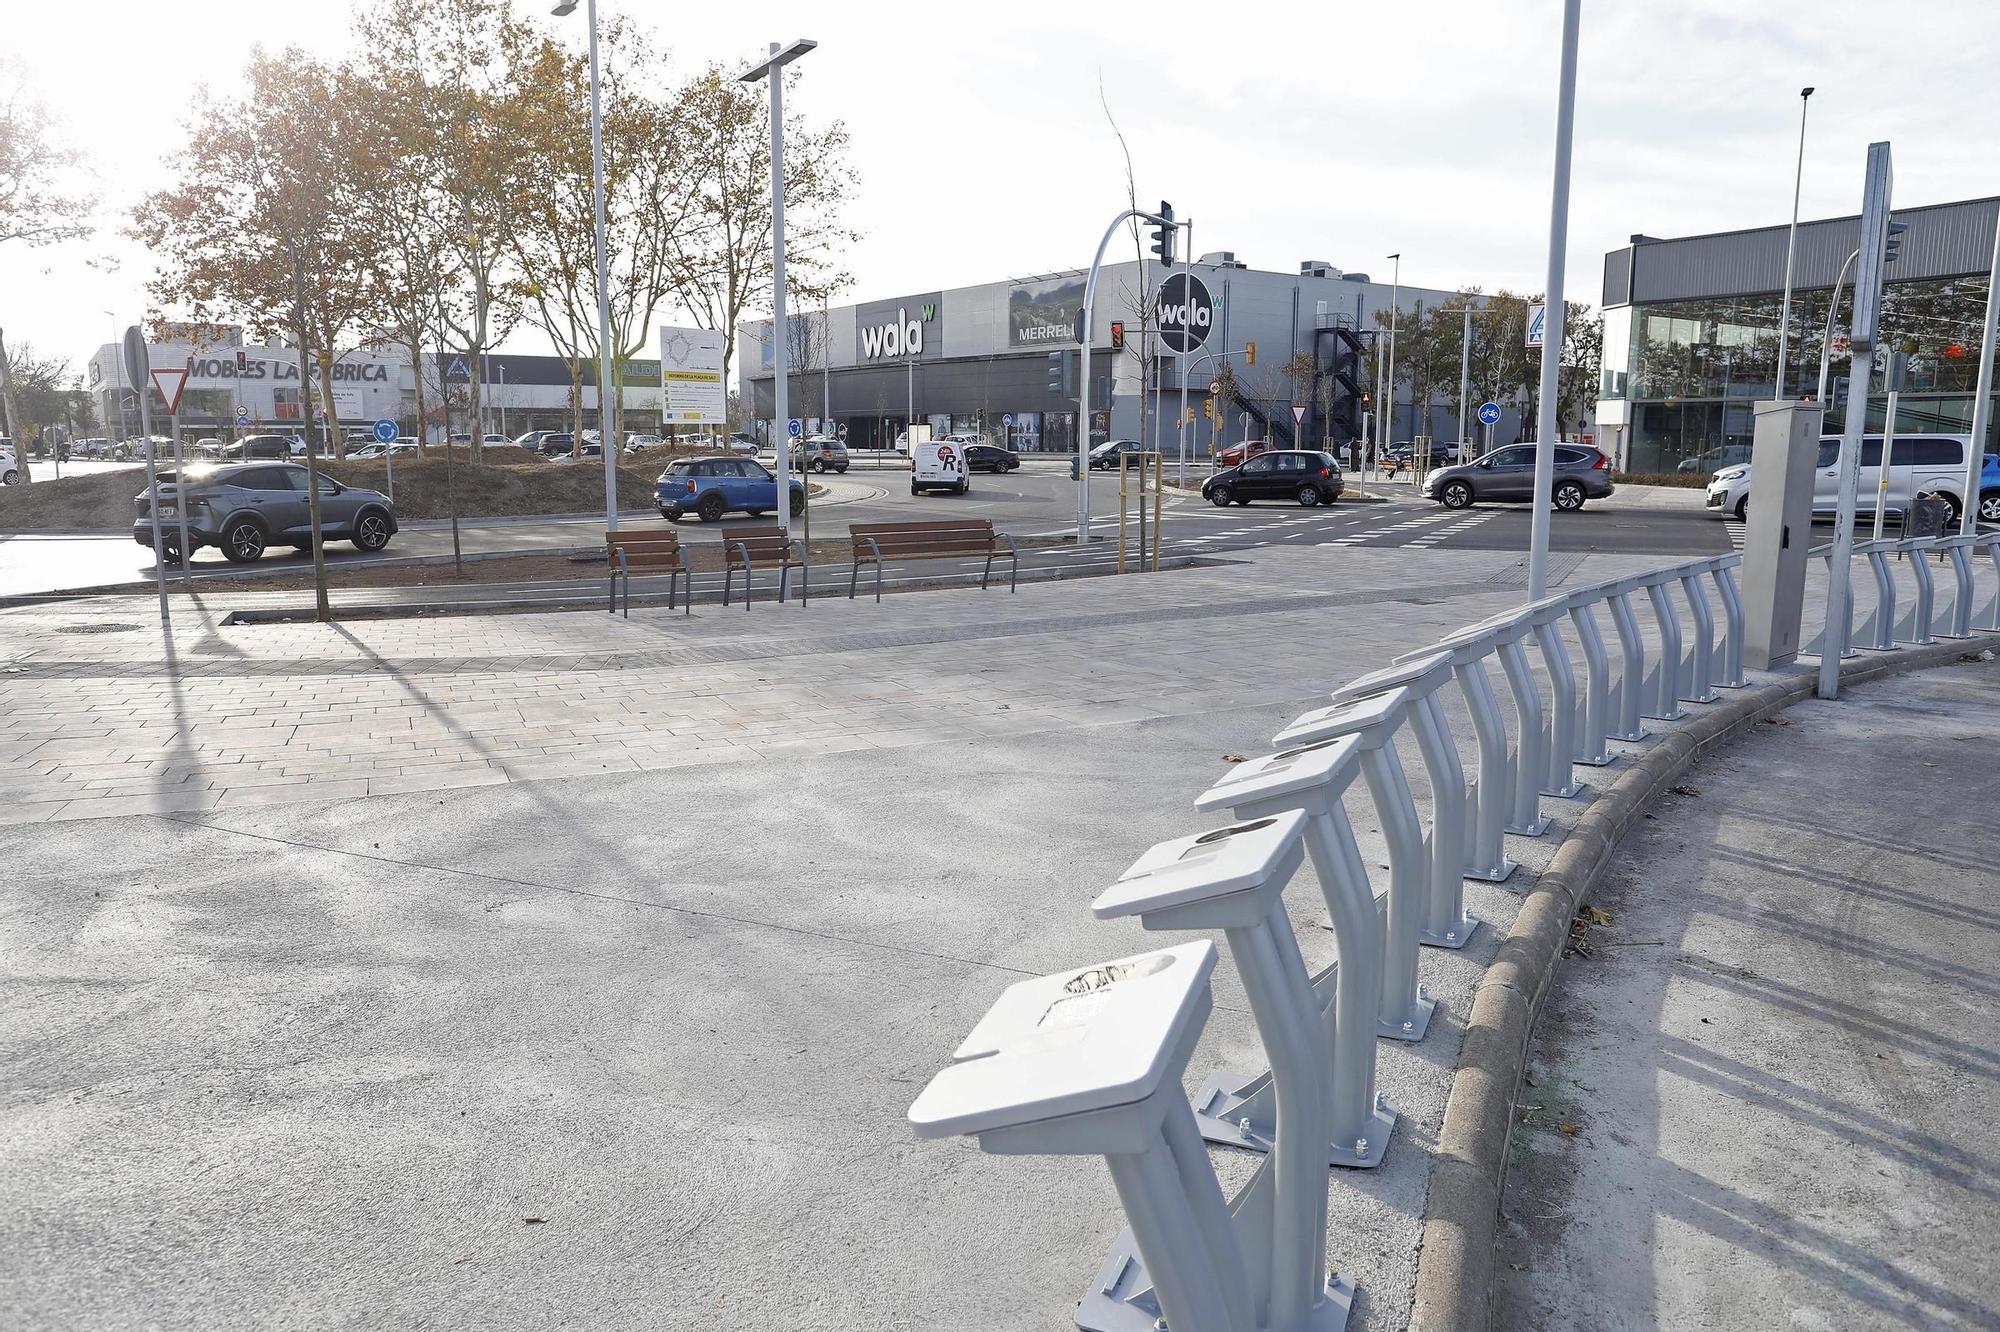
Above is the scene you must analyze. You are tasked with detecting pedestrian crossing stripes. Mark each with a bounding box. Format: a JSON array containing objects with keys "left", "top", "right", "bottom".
[{"left": 1724, "top": 518, "right": 1745, "bottom": 550}]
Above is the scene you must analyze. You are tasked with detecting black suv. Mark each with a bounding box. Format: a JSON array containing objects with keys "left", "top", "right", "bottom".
[
  {"left": 1202, "top": 450, "right": 1344, "bottom": 507},
  {"left": 132, "top": 462, "right": 398, "bottom": 563}
]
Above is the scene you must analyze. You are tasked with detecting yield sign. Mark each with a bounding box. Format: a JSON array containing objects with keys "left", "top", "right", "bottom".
[
  {"left": 150, "top": 366, "right": 190, "bottom": 415},
  {"left": 1291, "top": 403, "right": 1307, "bottom": 425}
]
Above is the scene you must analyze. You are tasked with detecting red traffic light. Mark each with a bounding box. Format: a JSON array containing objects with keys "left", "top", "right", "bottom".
[{"left": 1110, "top": 321, "right": 1125, "bottom": 351}]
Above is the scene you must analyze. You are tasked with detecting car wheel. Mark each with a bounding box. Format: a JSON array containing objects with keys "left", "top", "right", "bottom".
[
  {"left": 835, "top": 465, "right": 848, "bottom": 473},
  {"left": 1233, "top": 496, "right": 1251, "bottom": 506},
  {"left": 696, "top": 493, "right": 726, "bottom": 522},
  {"left": 911, "top": 481, "right": 921, "bottom": 496},
  {"left": 1554, "top": 480, "right": 1587, "bottom": 512},
  {"left": 1440, "top": 480, "right": 1473, "bottom": 510},
  {"left": 220, "top": 518, "right": 267, "bottom": 563},
  {"left": 2, "top": 469, "right": 17, "bottom": 485},
  {"left": 352, "top": 509, "right": 392, "bottom": 552},
  {"left": 956, "top": 481, "right": 968, "bottom": 495},
  {"left": 1734, "top": 495, "right": 1749, "bottom": 521},
  {"left": 1296, "top": 484, "right": 1321, "bottom": 507},
  {"left": 808, "top": 458, "right": 825, "bottom": 474},
  {"left": 1210, "top": 485, "right": 1231, "bottom": 507},
  {"left": 789, "top": 490, "right": 806, "bottom": 517},
  {"left": 1980, "top": 491, "right": 2000, "bottom": 524},
  {"left": 745, "top": 508, "right": 767, "bottom": 518},
  {"left": 661, "top": 508, "right": 682, "bottom": 523}
]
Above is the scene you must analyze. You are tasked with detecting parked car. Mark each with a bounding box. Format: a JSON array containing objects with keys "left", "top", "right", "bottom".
[
  {"left": 728, "top": 432, "right": 762, "bottom": 456},
  {"left": 624, "top": 433, "right": 665, "bottom": 452},
  {"left": 912, "top": 439, "right": 970, "bottom": 495},
  {"left": 194, "top": 437, "right": 226, "bottom": 460},
  {"left": 553, "top": 442, "right": 605, "bottom": 462},
  {"left": 1704, "top": 434, "right": 2000, "bottom": 525},
  {"left": 515, "top": 430, "right": 555, "bottom": 451},
  {"left": 225, "top": 434, "right": 304, "bottom": 461},
  {"left": 350, "top": 441, "right": 419, "bottom": 460},
  {"left": 533, "top": 432, "right": 578, "bottom": 457},
  {"left": 656, "top": 456, "right": 805, "bottom": 522},
  {"left": 131, "top": 462, "right": 398, "bottom": 564},
  {"left": 1676, "top": 443, "right": 1752, "bottom": 475},
  {"left": 1422, "top": 443, "right": 1614, "bottom": 511},
  {"left": 1087, "top": 439, "right": 1151, "bottom": 471},
  {"left": 1, "top": 441, "right": 17, "bottom": 485},
  {"left": 1213, "top": 438, "right": 1277, "bottom": 469},
  {"left": 1201, "top": 450, "right": 1344, "bottom": 508},
  {"left": 792, "top": 436, "right": 850, "bottom": 473},
  {"left": 965, "top": 443, "right": 1020, "bottom": 473}
]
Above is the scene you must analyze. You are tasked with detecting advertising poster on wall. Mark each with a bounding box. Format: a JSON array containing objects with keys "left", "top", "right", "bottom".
[
  {"left": 658, "top": 325, "right": 727, "bottom": 424},
  {"left": 1008, "top": 277, "right": 1086, "bottom": 347}
]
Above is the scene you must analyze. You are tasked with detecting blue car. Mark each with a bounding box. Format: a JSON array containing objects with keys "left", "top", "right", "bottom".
[{"left": 657, "top": 455, "right": 806, "bottom": 522}]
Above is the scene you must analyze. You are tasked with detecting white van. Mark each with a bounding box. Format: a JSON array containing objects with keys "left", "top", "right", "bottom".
[
  {"left": 1705, "top": 433, "right": 1991, "bottom": 524},
  {"left": 911, "top": 439, "right": 969, "bottom": 496}
]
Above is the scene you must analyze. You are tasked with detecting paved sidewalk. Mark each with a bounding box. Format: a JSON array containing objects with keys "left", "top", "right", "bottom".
[{"left": 1494, "top": 655, "right": 2000, "bottom": 1332}]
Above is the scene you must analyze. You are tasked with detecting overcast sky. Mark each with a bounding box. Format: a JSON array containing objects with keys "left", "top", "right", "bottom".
[{"left": 5, "top": 0, "right": 1997, "bottom": 368}]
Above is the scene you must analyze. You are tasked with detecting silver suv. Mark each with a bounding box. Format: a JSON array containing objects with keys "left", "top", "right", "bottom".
[{"left": 132, "top": 462, "right": 398, "bottom": 564}]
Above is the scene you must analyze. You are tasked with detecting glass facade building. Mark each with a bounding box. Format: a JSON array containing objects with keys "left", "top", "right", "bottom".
[{"left": 1597, "top": 197, "right": 1999, "bottom": 475}]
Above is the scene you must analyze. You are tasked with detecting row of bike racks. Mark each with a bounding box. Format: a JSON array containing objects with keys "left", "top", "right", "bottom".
[
  {"left": 1806, "top": 532, "right": 2000, "bottom": 658},
  {"left": 907, "top": 535, "right": 2000, "bottom": 1332}
]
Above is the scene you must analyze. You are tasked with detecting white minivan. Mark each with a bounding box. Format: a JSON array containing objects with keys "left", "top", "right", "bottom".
[
  {"left": 1704, "top": 433, "right": 1990, "bottom": 525},
  {"left": 911, "top": 439, "right": 969, "bottom": 496}
]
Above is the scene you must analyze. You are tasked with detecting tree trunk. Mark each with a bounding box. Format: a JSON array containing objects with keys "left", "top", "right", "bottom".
[
  {"left": 316, "top": 351, "right": 346, "bottom": 459},
  {"left": 568, "top": 362, "right": 584, "bottom": 456},
  {"left": 0, "top": 328, "right": 34, "bottom": 487},
  {"left": 406, "top": 331, "right": 428, "bottom": 454}
]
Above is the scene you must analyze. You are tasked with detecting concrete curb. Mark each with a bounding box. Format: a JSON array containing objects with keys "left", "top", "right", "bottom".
[{"left": 1407, "top": 631, "right": 1997, "bottom": 1332}]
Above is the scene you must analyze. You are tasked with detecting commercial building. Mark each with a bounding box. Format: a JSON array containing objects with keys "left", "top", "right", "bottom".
[
  {"left": 738, "top": 254, "right": 1495, "bottom": 454},
  {"left": 1596, "top": 195, "right": 2000, "bottom": 474},
  {"left": 83, "top": 332, "right": 673, "bottom": 443}
]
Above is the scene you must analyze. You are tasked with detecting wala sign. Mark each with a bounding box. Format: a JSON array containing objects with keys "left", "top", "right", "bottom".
[
  {"left": 855, "top": 292, "right": 943, "bottom": 361},
  {"left": 859, "top": 305, "right": 931, "bottom": 359},
  {"left": 1156, "top": 273, "right": 1215, "bottom": 354}
]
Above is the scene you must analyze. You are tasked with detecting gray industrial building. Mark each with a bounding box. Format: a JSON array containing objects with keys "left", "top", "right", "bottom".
[
  {"left": 1597, "top": 195, "right": 2000, "bottom": 474},
  {"left": 740, "top": 254, "right": 1488, "bottom": 454}
]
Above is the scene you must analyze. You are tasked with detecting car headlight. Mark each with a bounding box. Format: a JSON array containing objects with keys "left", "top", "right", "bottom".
[{"left": 1715, "top": 466, "right": 1748, "bottom": 482}]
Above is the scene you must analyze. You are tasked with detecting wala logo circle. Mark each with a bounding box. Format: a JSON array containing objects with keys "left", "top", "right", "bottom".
[{"left": 1156, "top": 273, "right": 1215, "bottom": 354}]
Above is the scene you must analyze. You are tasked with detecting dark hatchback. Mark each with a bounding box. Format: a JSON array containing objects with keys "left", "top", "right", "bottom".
[
  {"left": 1422, "top": 443, "right": 1614, "bottom": 511},
  {"left": 965, "top": 444, "right": 1020, "bottom": 473},
  {"left": 1201, "top": 450, "right": 1344, "bottom": 507}
]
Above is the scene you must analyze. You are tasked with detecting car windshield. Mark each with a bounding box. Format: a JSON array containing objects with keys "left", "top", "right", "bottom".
[{"left": 665, "top": 461, "right": 694, "bottom": 476}]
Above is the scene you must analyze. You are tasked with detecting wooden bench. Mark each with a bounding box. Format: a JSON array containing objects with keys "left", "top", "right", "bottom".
[
  {"left": 848, "top": 519, "right": 1018, "bottom": 602},
  {"left": 722, "top": 524, "right": 808, "bottom": 610},
  {"left": 606, "top": 529, "right": 689, "bottom": 618}
]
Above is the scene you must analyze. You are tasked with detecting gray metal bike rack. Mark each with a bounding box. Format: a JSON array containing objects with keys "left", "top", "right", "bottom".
[
  {"left": 1708, "top": 554, "right": 1748, "bottom": 687},
  {"left": 1889, "top": 536, "right": 1937, "bottom": 646},
  {"left": 1522, "top": 595, "right": 1589, "bottom": 797},
  {"left": 1979, "top": 534, "right": 2000, "bottom": 633},
  {"left": 1288, "top": 649, "right": 1479, "bottom": 950},
  {"left": 1092, "top": 811, "right": 1356, "bottom": 1332},
  {"left": 1187, "top": 734, "right": 1400, "bottom": 1168},
  {"left": 1564, "top": 587, "right": 1618, "bottom": 766},
  {"left": 1471, "top": 609, "right": 1553, "bottom": 835},
  {"left": 1637, "top": 570, "right": 1690, "bottom": 721},
  {"left": 1934, "top": 535, "right": 1978, "bottom": 639},
  {"left": 1803, "top": 543, "right": 1860, "bottom": 660},
  {"left": 1853, "top": 539, "right": 1901, "bottom": 651},
  {"left": 908, "top": 941, "right": 1262, "bottom": 1332},
  {"left": 1397, "top": 624, "right": 1517, "bottom": 882},
  {"left": 1673, "top": 563, "right": 1720, "bottom": 703},
  {"left": 1600, "top": 574, "right": 1654, "bottom": 742}
]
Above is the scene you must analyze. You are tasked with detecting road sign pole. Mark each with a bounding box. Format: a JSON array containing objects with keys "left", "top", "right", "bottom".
[
  {"left": 170, "top": 411, "right": 190, "bottom": 583},
  {"left": 1527, "top": 0, "right": 1582, "bottom": 603},
  {"left": 125, "top": 327, "right": 168, "bottom": 625}
]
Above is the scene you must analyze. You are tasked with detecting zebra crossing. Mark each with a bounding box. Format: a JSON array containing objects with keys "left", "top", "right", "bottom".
[{"left": 1326, "top": 507, "right": 1465, "bottom": 547}]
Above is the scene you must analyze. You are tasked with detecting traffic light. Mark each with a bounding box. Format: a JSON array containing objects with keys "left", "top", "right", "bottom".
[
  {"left": 1884, "top": 219, "right": 1909, "bottom": 264},
  {"left": 1245, "top": 340, "right": 1258, "bottom": 366},
  {"left": 1149, "top": 201, "right": 1176, "bottom": 269},
  {"left": 1110, "top": 321, "right": 1125, "bottom": 352},
  {"left": 1046, "top": 349, "right": 1078, "bottom": 397},
  {"left": 1047, "top": 350, "right": 1065, "bottom": 395}
]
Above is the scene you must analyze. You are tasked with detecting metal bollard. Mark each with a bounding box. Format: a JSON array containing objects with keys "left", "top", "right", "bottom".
[
  {"left": 1674, "top": 563, "right": 1720, "bottom": 703},
  {"left": 908, "top": 942, "right": 1260, "bottom": 1332},
  {"left": 1639, "top": 571, "right": 1689, "bottom": 721},
  {"left": 1601, "top": 576, "right": 1654, "bottom": 742},
  {"left": 1093, "top": 811, "right": 1357, "bottom": 1332},
  {"left": 1564, "top": 587, "right": 1618, "bottom": 766},
  {"left": 1292, "top": 649, "right": 1480, "bottom": 950},
  {"left": 1396, "top": 627, "right": 1517, "bottom": 883},
  {"left": 1190, "top": 735, "right": 1401, "bottom": 1166},
  {"left": 1708, "top": 555, "right": 1748, "bottom": 687},
  {"left": 1934, "top": 535, "right": 1978, "bottom": 639},
  {"left": 1890, "top": 536, "right": 1937, "bottom": 646},
  {"left": 1855, "top": 539, "right": 1900, "bottom": 651},
  {"left": 1521, "top": 595, "right": 1589, "bottom": 796}
]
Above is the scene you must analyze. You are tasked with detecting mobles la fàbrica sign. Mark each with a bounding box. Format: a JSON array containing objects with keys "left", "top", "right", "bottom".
[
  {"left": 856, "top": 292, "right": 943, "bottom": 361},
  {"left": 185, "top": 357, "right": 394, "bottom": 384}
]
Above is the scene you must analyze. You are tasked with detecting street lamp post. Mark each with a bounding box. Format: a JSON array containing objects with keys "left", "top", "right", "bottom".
[
  {"left": 1775, "top": 86, "right": 1815, "bottom": 400},
  {"left": 1958, "top": 214, "right": 2000, "bottom": 534},
  {"left": 1815, "top": 247, "right": 1862, "bottom": 408},
  {"left": 1526, "top": 0, "right": 1583, "bottom": 602},
  {"left": 740, "top": 38, "right": 818, "bottom": 535},
  {"left": 1382, "top": 253, "right": 1400, "bottom": 455},
  {"left": 552, "top": 0, "right": 621, "bottom": 533}
]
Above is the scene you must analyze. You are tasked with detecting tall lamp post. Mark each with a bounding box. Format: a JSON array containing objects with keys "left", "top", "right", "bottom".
[
  {"left": 1775, "top": 86, "right": 1815, "bottom": 400},
  {"left": 552, "top": 0, "right": 621, "bottom": 533},
  {"left": 741, "top": 38, "right": 818, "bottom": 535},
  {"left": 1382, "top": 253, "right": 1401, "bottom": 454},
  {"left": 1526, "top": 0, "right": 1582, "bottom": 602}
]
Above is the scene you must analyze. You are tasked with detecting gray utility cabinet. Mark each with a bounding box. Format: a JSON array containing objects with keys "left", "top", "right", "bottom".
[{"left": 1741, "top": 400, "right": 1823, "bottom": 669}]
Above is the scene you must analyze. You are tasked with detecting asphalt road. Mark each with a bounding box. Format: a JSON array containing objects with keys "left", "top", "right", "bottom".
[{"left": 2, "top": 459, "right": 1740, "bottom": 601}]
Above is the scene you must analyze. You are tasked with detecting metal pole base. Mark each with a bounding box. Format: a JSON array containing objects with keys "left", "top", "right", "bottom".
[
  {"left": 1506, "top": 813, "right": 1552, "bottom": 838},
  {"left": 1575, "top": 749, "right": 1616, "bottom": 767},
  {"left": 1641, "top": 705, "right": 1688, "bottom": 722},
  {"left": 1680, "top": 688, "right": 1721, "bottom": 705},
  {"left": 1084, "top": 1233, "right": 1355, "bottom": 1331},
  {"left": 1193, "top": 1072, "right": 1397, "bottom": 1170},
  {"left": 1420, "top": 914, "right": 1481, "bottom": 950},
  {"left": 1377, "top": 989, "right": 1436, "bottom": 1042},
  {"left": 1541, "top": 778, "right": 1589, "bottom": 800},
  {"left": 1607, "top": 723, "right": 1649, "bottom": 743},
  {"left": 1464, "top": 855, "right": 1519, "bottom": 884}
]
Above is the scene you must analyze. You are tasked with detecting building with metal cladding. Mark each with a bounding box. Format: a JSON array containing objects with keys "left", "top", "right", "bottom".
[
  {"left": 1597, "top": 195, "right": 2000, "bottom": 475},
  {"left": 738, "top": 254, "right": 1494, "bottom": 454}
]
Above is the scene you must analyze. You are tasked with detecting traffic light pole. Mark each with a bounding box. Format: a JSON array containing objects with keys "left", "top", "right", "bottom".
[{"left": 1077, "top": 207, "right": 1160, "bottom": 544}]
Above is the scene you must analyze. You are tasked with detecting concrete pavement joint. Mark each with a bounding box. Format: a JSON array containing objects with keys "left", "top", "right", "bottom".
[{"left": 1408, "top": 630, "right": 2000, "bottom": 1332}]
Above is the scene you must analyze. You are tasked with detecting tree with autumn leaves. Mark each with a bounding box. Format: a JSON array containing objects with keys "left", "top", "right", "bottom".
[{"left": 132, "top": 0, "right": 857, "bottom": 462}]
